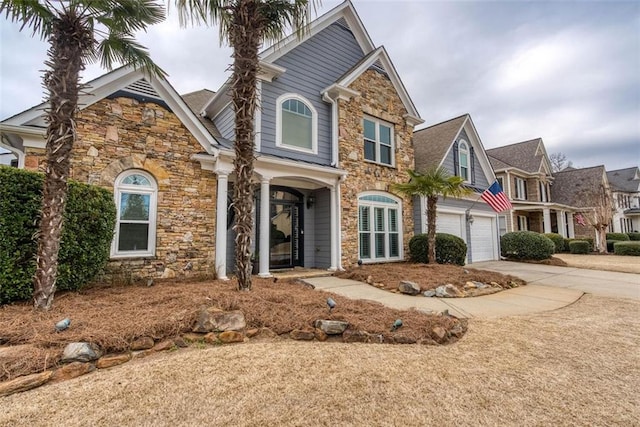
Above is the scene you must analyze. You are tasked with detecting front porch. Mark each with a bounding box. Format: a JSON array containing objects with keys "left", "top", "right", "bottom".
[{"left": 511, "top": 203, "right": 576, "bottom": 237}]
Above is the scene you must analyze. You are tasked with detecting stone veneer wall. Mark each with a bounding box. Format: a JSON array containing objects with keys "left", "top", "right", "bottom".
[
  {"left": 23, "top": 97, "right": 217, "bottom": 282},
  {"left": 338, "top": 69, "right": 415, "bottom": 268}
]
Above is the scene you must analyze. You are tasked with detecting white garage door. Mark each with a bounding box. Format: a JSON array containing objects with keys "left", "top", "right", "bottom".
[
  {"left": 470, "top": 216, "right": 496, "bottom": 262},
  {"left": 436, "top": 212, "right": 464, "bottom": 238}
]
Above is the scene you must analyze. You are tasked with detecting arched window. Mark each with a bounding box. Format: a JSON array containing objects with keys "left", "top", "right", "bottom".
[
  {"left": 276, "top": 93, "right": 317, "bottom": 154},
  {"left": 112, "top": 170, "right": 157, "bottom": 257},
  {"left": 358, "top": 192, "right": 402, "bottom": 262},
  {"left": 459, "top": 140, "right": 470, "bottom": 182}
]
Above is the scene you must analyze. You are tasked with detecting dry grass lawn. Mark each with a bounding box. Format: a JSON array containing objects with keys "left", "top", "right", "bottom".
[
  {"left": 1, "top": 294, "right": 638, "bottom": 427},
  {"left": 554, "top": 253, "right": 640, "bottom": 274}
]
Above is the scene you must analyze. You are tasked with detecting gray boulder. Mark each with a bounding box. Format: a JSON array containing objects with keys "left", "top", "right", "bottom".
[
  {"left": 435, "top": 284, "right": 464, "bottom": 298},
  {"left": 193, "top": 309, "right": 246, "bottom": 333},
  {"left": 61, "top": 342, "right": 101, "bottom": 363},
  {"left": 423, "top": 290, "right": 436, "bottom": 297},
  {"left": 314, "top": 320, "right": 349, "bottom": 335},
  {"left": 398, "top": 280, "right": 421, "bottom": 295}
]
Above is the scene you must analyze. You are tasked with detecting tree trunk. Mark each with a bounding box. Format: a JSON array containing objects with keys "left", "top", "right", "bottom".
[
  {"left": 230, "top": 1, "right": 263, "bottom": 291},
  {"left": 597, "top": 226, "right": 608, "bottom": 253},
  {"left": 33, "top": 13, "right": 88, "bottom": 310},
  {"left": 426, "top": 196, "right": 438, "bottom": 264}
]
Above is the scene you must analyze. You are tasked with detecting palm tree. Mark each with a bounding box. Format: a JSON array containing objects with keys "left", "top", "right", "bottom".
[
  {"left": 393, "top": 167, "right": 472, "bottom": 264},
  {"left": 176, "top": 0, "right": 316, "bottom": 291},
  {"left": 1, "top": 0, "right": 165, "bottom": 310}
]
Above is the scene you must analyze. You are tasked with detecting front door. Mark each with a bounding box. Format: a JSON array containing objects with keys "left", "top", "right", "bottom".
[{"left": 257, "top": 187, "right": 303, "bottom": 269}]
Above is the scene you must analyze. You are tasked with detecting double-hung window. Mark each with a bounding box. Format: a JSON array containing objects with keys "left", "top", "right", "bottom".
[
  {"left": 458, "top": 141, "right": 470, "bottom": 182},
  {"left": 515, "top": 177, "right": 527, "bottom": 200},
  {"left": 358, "top": 193, "right": 402, "bottom": 262},
  {"left": 363, "top": 117, "right": 394, "bottom": 166},
  {"left": 276, "top": 94, "right": 317, "bottom": 154},
  {"left": 112, "top": 170, "right": 157, "bottom": 257}
]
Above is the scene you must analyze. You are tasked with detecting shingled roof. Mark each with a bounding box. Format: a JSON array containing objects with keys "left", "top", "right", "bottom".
[
  {"left": 413, "top": 114, "right": 467, "bottom": 171},
  {"left": 181, "top": 89, "right": 223, "bottom": 141},
  {"left": 486, "top": 138, "right": 545, "bottom": 173},
  {"left": 552, "top": 165, "right": 607, "bottom": 207},
  {"left": 606, "top": 167, "right": 640, "bottom": 193}
]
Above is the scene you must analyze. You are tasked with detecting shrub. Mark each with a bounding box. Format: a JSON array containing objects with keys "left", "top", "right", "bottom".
[
  {"left": 543, "top": 233, "right": 564, "bottom": 253},
  {"left": 606, "top": 240, "right": 618, "bottom": 252},
  {"left": 500, "top": 231, "right": 555, "bottom": 260},
  {"left": 626, "top": 232, "right": 640, "bottom": 241},
  {"left": 573, "top": 237, "right": 594, "bottom": 251},
  {"left": 409, "top": 233, "right": 467, "bottom": 266},
  {"left": 613, "top": 241, "right": 640, "bottom": 256},
  {"left": 606, "top": 233, "right": 630, "bottom": 241},
  {"left": 0, "top": 166, "right": 116, "bottom": 304},
  {"left": 569, "top": 240, "right": 590, "bottom": 254}
]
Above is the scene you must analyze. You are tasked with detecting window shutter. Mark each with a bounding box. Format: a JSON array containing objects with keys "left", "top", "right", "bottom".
[
  {"left": 470, "top": 146, "right": 476, "bottom": 185},
  {"left": 524, "top": 180, "right": 528, "bottom": 200},
  {"left": 452, "top": 142, "right": 459, "bottom": 176}
]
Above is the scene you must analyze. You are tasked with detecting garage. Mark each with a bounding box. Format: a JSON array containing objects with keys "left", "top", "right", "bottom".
[
  {"left": 436, "top": 212, "right": 464, "bottom": 238},
  {"left": 434, "top": 210, "right": 498, "bottom": 263}
]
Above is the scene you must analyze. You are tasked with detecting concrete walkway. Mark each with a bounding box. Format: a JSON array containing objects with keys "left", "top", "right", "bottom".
[{"left": 302, "top": 262, "right": 638, "bottom": 318}]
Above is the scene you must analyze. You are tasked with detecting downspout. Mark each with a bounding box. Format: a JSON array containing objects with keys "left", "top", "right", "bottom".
[{"left": 322, "top": 91, "right": 340, "bottom": 168}]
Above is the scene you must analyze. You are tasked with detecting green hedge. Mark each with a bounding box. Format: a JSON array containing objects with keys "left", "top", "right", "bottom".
[
  {"left": 613, "top": 241, "right": 640, "bottom": 256},
  {"left": 500, "top": 231, "right": 555, "bottom": 260},
  {"left": 543, "top": 233, "right": 564, "bottom": 253},
  {"left": 626, "top": 232, "right": 640, "bottom": 241},
  {"left": 606, "top": 233, "right": 630, "bottom": 241},
  {"left": 409, "top": 233, "right": 467, "bottom": 266},
  {"left": 569, "top": 240, "right": 590, "bottom": 254},
  {"left": 0, "top": 166, "right": 116, "bottom": 304},
  {"left": 566, "top": 237, "right": 594, "bottom": 252}
]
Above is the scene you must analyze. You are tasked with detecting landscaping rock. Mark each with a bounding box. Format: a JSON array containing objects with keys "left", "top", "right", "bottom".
[
  {"left": 449, "top": 324, "right": 465, "bottom": 339},
  {"left": 97, "top": 354, "right": 132, "bottom": 369},
  {"left": 153, "top": 339, "right": 175, "bottom": 352},
  {"left": 173, "top": 337, "right": 188, "bottom": 348},
  {"left": 392, "top": 334, "right": 416, "bottom": 344},
  {"left": 246, "top": 329, "right": 260, "bottom": 338},
  {"left": 431, "top": 326, "right": 447, "bottom": 343},
  {"left": 256, "top": 328, "right": 278, "bottom": 338},
  {"left": 314, "top": 320, "right": 349, "bottom": 335},
  {"left": 0, "top": 371, "right": 52, "bottom": 397},
  {"left": 219, "top": 331, "right": 244, "bottom": 343},
  {"left": 193, "top": 309, "right": 246, "bottom": 333},
  {"left": 342, "top": 330, "right": 369, "bottom": 343},
  {"left": 435, "top": 284, "right": 465, "bottom": 298},
  {"left": 314, "top": 328, "right": 328, "bottom": 342},
  {"left": 51, "top": 362, "right": 95, "bottom": 382},
  {"left": 290, "top": 329, "right": 315, "bottom": 341},
  {"left": 398, "top": 280, "right": 421, "bottom": 295},
  {"left": 464, "top": 281, "right": 477, "bottom": 289},
  {"left": 204, "top": 332, "right": 218, "bottom": 344},
  {"left": 61, "top": 342, "right": 101, "bottom": 363},
  {"left": 423, "top": 290, "right": 436, "bottom": 297},
  {"left": 182, "top": 333, "right": 206, "bottom": 343},
  {"left": 366, "top": 275, "right": 374, "bottom": 284},
  {"left": 131, "top": 336, "right": 155, "bottom": 350}
]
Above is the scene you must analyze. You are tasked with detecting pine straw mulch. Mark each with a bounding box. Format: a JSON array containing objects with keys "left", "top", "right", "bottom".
[
  {"left": 336, "top": 262, "right": 526, "bottom": 293},
  {"left": 0, "top": 277, "right": 464, "bottom": 382}
]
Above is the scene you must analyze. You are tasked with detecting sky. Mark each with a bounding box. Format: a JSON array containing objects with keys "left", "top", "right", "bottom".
[{"left": 1, "top": 0, "right": 639, "bottom": 170}]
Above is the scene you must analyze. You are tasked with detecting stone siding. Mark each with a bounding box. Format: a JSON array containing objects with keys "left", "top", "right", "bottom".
[
  {"left": 24, "top": 97, "right": 217, "bottom": 282},
  {"left": 338, "top": 69, "right": 415, "bottom": 267}
]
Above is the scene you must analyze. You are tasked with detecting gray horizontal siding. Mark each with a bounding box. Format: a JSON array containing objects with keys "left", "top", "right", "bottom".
[
  {"left": 259, "top": 22, "right": 364, "bottom": 165},
  {"left": 313, "top": 188, "right": 331, "bottom": 268},
  {"left": 437, "top": 196, "right": 496, "bottom": 213},
  {"left": 442, "top": 129, "right": 490, "bottom": 189},
  {"left": 214, "top": 104, "right": 235, "bottom": 141}
]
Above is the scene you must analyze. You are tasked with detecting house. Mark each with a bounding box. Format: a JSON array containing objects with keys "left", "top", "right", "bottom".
[
  {"left": 606, "top": 167, "right": 640, "bottom": 233},
  {"left": 0, "top": 1, "right": 423, "bottom": 281},
  {"left": 487, "top": 138, "right": 577, "bottom": 238},
  {"left": 551, "top": 165, "right": 612, "bottom": 246},
  {"left": 412, "top": 114, "right": 500, "bottom": 263}
]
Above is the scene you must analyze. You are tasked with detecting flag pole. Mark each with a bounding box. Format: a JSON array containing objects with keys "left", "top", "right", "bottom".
[{"left": 465, "top": 189, "right": 484, "bottom": 223}]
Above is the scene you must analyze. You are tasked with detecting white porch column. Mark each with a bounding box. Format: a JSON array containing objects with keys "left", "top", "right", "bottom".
[
  {"left": 567, "top": 213, "right": 575, "bottom": 238},
  {"left": 543, "top": 208, "right": 552, "bottom": 233},
  {"left": 215, "top": 172, "right": 229, "bottom": 280},
  {"left": 258, "top": 177, "right": 271, "bottom": 277},
  {"left": 329, "top": 184, "right": 339, "bottom": 271},
  {"left": 556, "top": 210, "right": 567, "bottom": 237}
]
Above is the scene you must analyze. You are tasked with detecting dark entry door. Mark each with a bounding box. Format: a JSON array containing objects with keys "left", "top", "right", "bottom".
[{"left": 263, "top": 187, "right": 303, "bottom": 269}]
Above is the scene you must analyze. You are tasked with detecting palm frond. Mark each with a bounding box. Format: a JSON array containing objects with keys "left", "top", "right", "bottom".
[
  {"left": 0, "top": 0, "right": 56, "bottom": 39},
  {"left": 95, "top": 33, "right": 166, "bottom": 78}
]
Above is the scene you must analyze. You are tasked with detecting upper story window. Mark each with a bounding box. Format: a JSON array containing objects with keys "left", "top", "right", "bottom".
[
  {"left": 458, "top": 140, "right": 470, "bottom": 182},
  {"left": 276, "top": 93, "right": 317, "bottom": 154},
  {"left": 363, "top": 117, "right": 394, "bottom": 166},
  {"left": 515, "top": 177, "right": 527, "bottom": 200},
  {"left": 539, "top": 181, "right": 549, "bottom": 202},
  {"left": 112, "top": 170, "right": 157, "bottom": 258}
]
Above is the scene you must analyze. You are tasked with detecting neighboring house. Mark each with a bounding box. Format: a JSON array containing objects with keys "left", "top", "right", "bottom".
[
  {"left": 413, "top": 114, "right": 500, "bottom": 263},
  {"left": 0, "top": 1, "right": 423, "bottom": 281},
  {"left": 606, "top": 167, "right": 640, "bottom": 233},
  {"left": 551, "top": 165, "right": 612, "bottom": 245},
  {"left": 487, "top": 138, "right": 577, "bottom": 238}
]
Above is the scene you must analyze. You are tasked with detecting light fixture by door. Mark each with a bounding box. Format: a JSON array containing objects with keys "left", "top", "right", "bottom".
[{"left": 306, "top": 194, "right": 315, "bottom": 209}]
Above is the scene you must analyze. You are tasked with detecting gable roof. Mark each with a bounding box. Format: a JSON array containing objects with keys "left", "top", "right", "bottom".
[
  {"left": 413, "top": 115, "right": 467, "bottom": 170},
  {"left": 326, "top": 46, "right": 422, "bottom": 123},
  {"left": 551, "top": 165, "right": 608, "bottom": 207},
  {"left": 181, "top": 89, "right": 223, "bottom": 140},
  {"left": 606, "top": 167, "right": 640, "bottom": 193},
  {"left": 486, "top": 138, "right": 550, "bottom": 174},
  {"left": 2, "top": 66, "right": 219, "bottom": 154}
]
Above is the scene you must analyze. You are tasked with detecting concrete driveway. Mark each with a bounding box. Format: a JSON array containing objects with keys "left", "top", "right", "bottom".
[{"left": 471, "top": 260, "right": 640, "bottom": 300}]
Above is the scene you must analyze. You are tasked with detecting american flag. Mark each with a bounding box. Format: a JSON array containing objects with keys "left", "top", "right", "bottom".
[
  {"left": 481, "top": 181, "right": 513, "bottom": 213},
  {"left": 575, "top": 213, "right": 587, "bottom": 226}
]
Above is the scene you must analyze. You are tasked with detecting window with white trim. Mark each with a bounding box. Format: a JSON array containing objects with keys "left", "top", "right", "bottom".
[
  {"left": 363, "top": 117, "right": 394, "bottom": 166},
  {"left": 498, "top": 215, "right": 507, "bottom": 236},
  {"left": 112, "top": 170, "right": 157, "bottom": 257},
  {"left": 358, "top": 193, "right": 402, "bottom": 261},
  {"left": 458, "top": 140, "right": 470, "bottom": 182},
  {"left": 539, "top": 181, "right": 549, "bottom": 202},
  {"left": 517, "top": 215, "right": 528, "bottom": 231},
  {"left": 276, "top": 94, "right": 317, "bottom": 154},
  {"left": 515, "top": 177, "right": 527, "bottom": 200}
]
